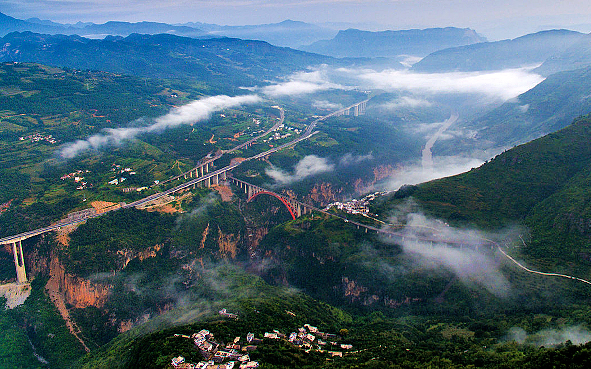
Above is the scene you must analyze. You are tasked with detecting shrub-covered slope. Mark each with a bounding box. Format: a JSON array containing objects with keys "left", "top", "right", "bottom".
[{"left": 383, "top": 115, "right": 591, "bottom": 267}]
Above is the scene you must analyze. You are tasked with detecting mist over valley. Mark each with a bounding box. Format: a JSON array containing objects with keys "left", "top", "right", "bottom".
[{"left": 2, "top": 4, "right": 591, "bottom": 369}]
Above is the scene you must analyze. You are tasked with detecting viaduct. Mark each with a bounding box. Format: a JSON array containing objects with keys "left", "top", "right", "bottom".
[{"left": 0, "top": 99, "right": 387, "bottom": 284}]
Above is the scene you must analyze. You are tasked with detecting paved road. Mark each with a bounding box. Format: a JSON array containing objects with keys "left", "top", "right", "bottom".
[
  {"left": 0, "top": 217, "right": 99, "bottom": 245},
  {"left": 160, "top": 106, "right": 285, "bottom": 186}
]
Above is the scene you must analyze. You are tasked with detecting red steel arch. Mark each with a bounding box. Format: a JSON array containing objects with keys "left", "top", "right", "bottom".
[{"left": 247, "top": 191, "right": 297, "bottom": 220}]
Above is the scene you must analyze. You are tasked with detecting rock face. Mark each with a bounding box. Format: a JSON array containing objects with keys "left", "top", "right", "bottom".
[
  {"left": 217, "top": 226, "right": 240, "bottom": 259},
  {"left": 117, "top": 244, "right": 163, "bottom": 269},
  {"left": 341, "top": 277, "right": 368, "bottom": 303},
  {"left": 354, "top": 164, "right": 398, "bottom": 194},
  {"left": 46, "top": 253, "right": 110, "bottom": 309},
  {"left": 306, "top": 182, "right": 343, "bottom": 207}
]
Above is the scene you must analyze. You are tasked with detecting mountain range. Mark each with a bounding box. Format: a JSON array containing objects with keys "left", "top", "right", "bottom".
[
  {"left": 412, "top": 29, "right": 585, "bottom": 72},
  {"left": 0, "top": 31, "right": 335, "bottom": 90},
  {"left": 0, "top": 12, "right": 206, "bottom": 38},
  {"left": 442, "top": 65, "right": 591, "bottom": 152},
  {"left": 0, "top": 12, "right": 336, "bottom": 49},
  {"left": 182, "top": 19, "right": 338, "bottom": 49},
  {"left": 302, "top": 27, "right": 487, "bottom": 58},
  {"left": 4, "top": 8, "right": 591, "bottom": 369}
]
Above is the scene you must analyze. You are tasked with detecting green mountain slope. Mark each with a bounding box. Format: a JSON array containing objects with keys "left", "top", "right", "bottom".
[
  {"left": 302, "top": 27, "right": 485, "bottom": 58},
  {"left": 384, "top": 115, "right": 591, "bottom": 266},
  {"left": 0, "top": 32, "right": 335, "bottom": 89},
  {"left": 536, "top": 34, "right": 591, "bottom": 75},
  {"left": 412, "top": 29, "right": 583, "bottom": 72},
  {"left": 450, "top": 66, "right": 591, "bottom": 150}
]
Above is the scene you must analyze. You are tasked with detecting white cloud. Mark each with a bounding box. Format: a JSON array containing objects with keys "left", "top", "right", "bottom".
[
  {"left": 339, "top": 152, "right": 373, "bottom": 166},
  {"left": 381, "top": 96, "right": 433, "bottom": 110},
  {"left": 399, "top": 55, "right": 423, "bottom": 68},
  {"left": 386, "top": 212, "right": 511, "bottom": 297},
  {"left": 266, "top": 155, "right": 334, "bottom": 184},
  {"left": 354, "top": 68, "right": 544, "bottom": 101},
  {"left": 261, "top": 70, "right": 344, "bottom": 97},
  {"left": 507, "top": 326, "right": 591, "bottom": 346},
  {"left": 59, "top": 94, "right": 261, "bottom": 159},
  {"left": 382, "top": 155, "right": 484, "bottom": 192},
  {"left": 312, "top": 100, "right": 343, "bottom": 110}
]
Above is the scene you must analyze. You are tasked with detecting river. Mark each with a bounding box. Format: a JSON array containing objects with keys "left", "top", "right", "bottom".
[{"left": 421, "top": 112, "right": 459, "bottom": 170}]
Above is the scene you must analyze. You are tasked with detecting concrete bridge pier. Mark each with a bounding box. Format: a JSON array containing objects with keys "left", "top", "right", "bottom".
[
  {"left": 198, "top": 162, "right": 211, "bottom": 177},
  {"left": 12, "top": 240, "right": 27, "bottom": 284},
  {"left": 293, "top": 202, "right": 302, "bottom": 218}
]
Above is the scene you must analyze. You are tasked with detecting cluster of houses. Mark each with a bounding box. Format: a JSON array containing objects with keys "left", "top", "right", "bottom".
[
  {"left": 325, "top": 191, "right": 385, "bottom": 215},
  {"left": 171, "top": 329, "right": 259, "bottom": 369},
  {"left": 60, "top": 169, "right": 92, "bottom": 190},
  {"left": 261, "top": 124, "right": 301, "bottom": 143},
  {"left": 108, "top": 164, "right": 136, "bottom": 186},
  {"left": 170, "top": 315, "right": 354, "bottom": 368},
  {"left": 19, "top": 133, "right": 57, "bottom": 144},
  {"left": 269, "top": 323, "right": 352, "bottom": 357}
]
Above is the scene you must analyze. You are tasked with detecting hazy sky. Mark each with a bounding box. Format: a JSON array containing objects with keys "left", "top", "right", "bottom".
[{"left": 3, "top": 0, "right": 591, "bottom": 40}]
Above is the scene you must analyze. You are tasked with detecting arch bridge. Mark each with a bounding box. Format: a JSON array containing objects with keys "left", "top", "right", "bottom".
[{"left": 228, "top": 177, "right": 313, "bottom": 220}]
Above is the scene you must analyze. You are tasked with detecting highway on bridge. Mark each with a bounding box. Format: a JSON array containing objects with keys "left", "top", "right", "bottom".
[{"left": 0, "top": 100, "right": 369, "bottom": 245}]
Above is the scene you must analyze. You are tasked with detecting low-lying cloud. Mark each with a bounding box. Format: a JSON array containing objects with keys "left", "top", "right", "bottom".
[
  {"left": 59, "top": 94, "right": 261, "bottom": 159},
  {"left": 339, "top": 152, "right": 374, "bottom": 166},
  {"left": 266, "top": 155, "right": 334, "bottom": 185},
  {"left": 382, "top": 155, "right": 484, "bottom": 192},
  {"left": 261, "top": 70, "right": 344, "bottom": 97},
  {"left": 336, "top": 67, "right": 544, "bottom": 101},
  {"left": 383, "top": 212, "right": 511, "bottom": 297},
  {"left": 381, "top": 96, "right": 433, "bottom": 110},
  {"left": 507, "top": 325, "right": 591, "bottom": 346},
  {"left": 312, "top": 99, "right": 344, "bottom": 110}
]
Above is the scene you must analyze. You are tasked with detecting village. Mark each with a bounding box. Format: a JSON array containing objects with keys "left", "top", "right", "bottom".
[
  {"left": 60, "top": 163, "right": 145, "bottom": 191},
  {"left": 19, "top": 133, "right": 58, "bottom": 144},
  {"left": 169, "top": 309, "right": 353, "bottom": 369},
  {"left": 60, "top": 169, "right": 93, "bottom": 190},
  {"left": 325, "top": 191, "right": 386, "bottom": 215}
]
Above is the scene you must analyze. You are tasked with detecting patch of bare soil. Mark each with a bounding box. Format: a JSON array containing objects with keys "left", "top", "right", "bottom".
[{"left": 214, "top": 185, "right": 233, "bottom": 202}]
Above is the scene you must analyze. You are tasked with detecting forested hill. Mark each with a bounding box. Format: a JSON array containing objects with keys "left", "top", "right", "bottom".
[
  {"left": 450, "top": 65, "right": 591, "bottom": 150},
  {"left": 301, "top": 27, "right": 486, "bottom": 58},
  {"left": 412, "top": 29, "right": 583, "bottom": 72},
  {"left": 0, "top": 31, "right": 335, "bottom": 90},
  {"left": 381, "top": 115, "right": 591, "bottom": 265}
]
